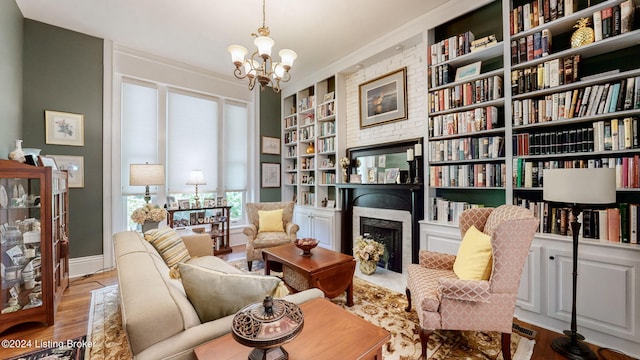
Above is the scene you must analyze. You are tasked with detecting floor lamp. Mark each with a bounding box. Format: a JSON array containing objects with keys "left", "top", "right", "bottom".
[{"left": 543, "top": 168, "right": 616, "bottom": 360}]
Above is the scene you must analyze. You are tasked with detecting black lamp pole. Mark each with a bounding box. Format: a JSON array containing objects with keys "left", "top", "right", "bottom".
[{"left": 550, "top": 205, "right": 597, "bottom": 360}]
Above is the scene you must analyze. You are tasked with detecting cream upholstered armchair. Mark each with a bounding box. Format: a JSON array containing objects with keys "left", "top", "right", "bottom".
[
  {"left": 243, "top": 201, "right": 299, "bottom": 271},
  {"left": 405, "top": 205, "right": 538, "bottom": 360}
]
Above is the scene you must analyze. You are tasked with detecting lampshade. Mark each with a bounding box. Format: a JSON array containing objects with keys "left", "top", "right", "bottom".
[
  {"left": 227, "top": 45, "right": 248, "bottom": 65},
  {"left": 278, "top": 49, "right": 297, "bottom": 69},
  {"left": 543, "top": 168, "right": 615, "bottom": 205},
  {"left": 129, "top": 164, "right": 165, "bottom": 186},
  {"left": 186, "top": 170, "right": 206, "bottom": 185}
]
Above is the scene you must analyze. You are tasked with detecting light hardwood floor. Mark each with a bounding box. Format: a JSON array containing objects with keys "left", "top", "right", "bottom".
[{"left": 0, "top": 246, "right": 633, "bottom": 360}]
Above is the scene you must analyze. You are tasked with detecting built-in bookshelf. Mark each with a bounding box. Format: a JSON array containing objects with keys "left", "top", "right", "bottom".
[{"left": 426, "top": 0, "right": 507, "bottom": 224}]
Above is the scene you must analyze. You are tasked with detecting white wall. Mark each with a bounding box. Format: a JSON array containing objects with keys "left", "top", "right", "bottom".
[{"left": 345, "top": 44, "right": 426, "bottom": 147}]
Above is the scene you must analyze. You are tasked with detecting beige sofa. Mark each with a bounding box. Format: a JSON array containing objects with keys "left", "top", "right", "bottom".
[{"left": 113, "top": 230, "right": 324, "bottom": 360}]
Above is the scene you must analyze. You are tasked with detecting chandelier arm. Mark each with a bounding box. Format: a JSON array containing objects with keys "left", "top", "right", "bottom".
[{"left": 233, "top": 67, "right": 248, "bottom": 80}]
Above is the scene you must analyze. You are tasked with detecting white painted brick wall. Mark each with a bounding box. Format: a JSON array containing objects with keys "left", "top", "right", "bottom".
[{"left": 344, "top": 43, "right": 427, "bottom": 150}]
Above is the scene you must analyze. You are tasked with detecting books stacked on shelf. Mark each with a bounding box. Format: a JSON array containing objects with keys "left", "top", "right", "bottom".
[
  {"left": 429, "top": 136, "right": 505, "bottom": 162},
  {"left": 298, "top": 96, "right": 315, "bottom": 112},
  {"left": 299, "top": 124, "right": 315, "bottom": 141},
  {"left": 320, "top": 171, "right": 336, "bottom": 185},
  {"left": 317, "top": 137, "right": 335, "bottom": 153},
  {"left": 515, "top": 199, "right": 639, "bottom": 244},
  {"left": 511, "top": 55, "right": 579, "bottom": 95},
  {"left": 514, "top": 127, "right": 593, "bottom": 156},
  {"left": 319, "top": 121, "right": 335, "bottom": 136},
  {"left": 513, "top": 155, "right": 640, "bottom": 189},
  {"left": 430, "top": 197, "right": 485, "bottom": 224},
  {"left": 284, "top": 130, "right": 297, "bottom": 144},
  {"left": 300, "top": 191, "right": 315, "bottom": 206},
  {"left": 284, "top": 115, "right": 297, "bottom": 128},
  {"left": 510, "top": 0, "right": 577, "bottom": 35},
  {"left": 511, "top": 29, "right": 552, "bottom": 65},
  {"left": 431, "top": 64, "right": 452, "bottom": 87},
  {"left": 429, "top": 163, "right": 506, "bottom": 187},
  {"left": 286, "top": 145, "right": 297, "bottom": 157},
  {"left": 429, "top": 30, "right": 475, "bottom": 65},
  {"left": 430, "top": 106, "right": 501, "bottom": 136},
  {"left": 471, "top": 34, "right": 498, "bottom": 52},
  {"left": 593, "top": 1, "right": 635, "bottom": 41},
  {"left": 512, "top": 76, "right": 640, "bottom": 125},
  {"left": 317, "top": 101, "right": 335, "bottom": 119},
  {"left": 429, "top": 77, "right": 503, "bottom": 111}
]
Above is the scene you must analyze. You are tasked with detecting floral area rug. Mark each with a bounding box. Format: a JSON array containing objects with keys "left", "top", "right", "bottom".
[
  {"left": 231, "top": 259, "right": 535, "bottom": 360},
  {"left": 84, "top": 285, "right": 131, "bottom": 360},
  {"left": 5, "top": 336, "right": 87, "bottom": 360}
]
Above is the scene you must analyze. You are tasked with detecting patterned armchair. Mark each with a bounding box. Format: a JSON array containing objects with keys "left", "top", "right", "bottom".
[
  {"left": 243, "top": 201, "right": 299, "bottom": 271},
  {"left": 405, "top": 205, "right": 538, "bottom": 360}
]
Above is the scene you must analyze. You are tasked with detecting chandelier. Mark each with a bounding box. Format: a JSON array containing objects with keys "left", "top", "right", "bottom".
[{"left": 227, "top": 0, "right": 297, "bottom": 93}]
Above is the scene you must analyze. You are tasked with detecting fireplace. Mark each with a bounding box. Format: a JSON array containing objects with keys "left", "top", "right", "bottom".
[{"left": 360, "top": 217, "right": 403, "bottom": 273}]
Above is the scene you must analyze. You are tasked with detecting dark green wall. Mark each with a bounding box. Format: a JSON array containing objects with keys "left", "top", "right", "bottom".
[
  {"left": 259, "top": 89, "right": 282, "bottom": 201},
  {"left": 0, "top": 1, "right": 23, "bottom": 156},
  {"left": 23, "top": 20, "right": 103, "bottom": 258}
]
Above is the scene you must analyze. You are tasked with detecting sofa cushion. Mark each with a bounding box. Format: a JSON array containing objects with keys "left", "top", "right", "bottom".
[
  {"left": 144, "top": 227, "right": 192, "bottom": 267},
  {"left": 258, "top": 209, "right": 284, "bottom": 232},
  {"left": 178, "top": 262, "right": 289, "bottom": 323},
  {"left": 453, "top": 225, "right": 493, "bottom": 280}
]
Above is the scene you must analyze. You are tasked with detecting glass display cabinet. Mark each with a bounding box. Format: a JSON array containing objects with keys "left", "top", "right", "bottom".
[{"left": 0, "top": 159, "right": 69, "bottom": 333}]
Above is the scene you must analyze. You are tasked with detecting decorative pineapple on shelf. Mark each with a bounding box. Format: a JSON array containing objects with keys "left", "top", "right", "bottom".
[{"left": 571, "top": 18, "right": 595, "bottom": 48}]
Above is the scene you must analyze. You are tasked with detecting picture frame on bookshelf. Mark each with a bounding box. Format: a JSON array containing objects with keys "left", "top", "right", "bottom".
[
  {"left": 455, "top": 61, "right": 481, "bottom": 81},
  {"left": 51, "top": 155, "right": 84, "bottom": 188},
  {"left": 167, "top": 196, "right": 179, "bottom": 210},
  {"left": 323, "top": 92, "right": 335, "bottom": 102},
  {"left": 37, "top": 155, "right": 58, "bottom": 170},
  {"left": 261, "top": 163, "right": 281, "bottom": 188},
  {"left": 179, "top": 200, "right": 191, "bottom": 210},
  {"left": 326, "top": 200, "right": 335, "bottom": 208},
  {"left": 359, "top": 67, "right": 408, "bottom": 128},
  {"left": 261, "top": 136, "right": 281, "bottom": 155},
  {"left": 45, "top": 110, "right": 85, "bottom": 146}
]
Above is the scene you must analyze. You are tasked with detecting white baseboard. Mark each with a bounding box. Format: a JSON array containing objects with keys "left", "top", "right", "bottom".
[{"left": 69, "top": 255, "right": 112, "bottom": 279}]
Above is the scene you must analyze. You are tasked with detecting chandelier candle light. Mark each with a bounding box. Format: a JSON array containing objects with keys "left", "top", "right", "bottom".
[{"left": 227, "top": 0, "right": 297, "bottom": 92}]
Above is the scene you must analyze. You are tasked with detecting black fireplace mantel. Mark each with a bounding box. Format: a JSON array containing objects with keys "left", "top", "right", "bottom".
[{"left": 337, "top": 182, "right": 424, "bottom": 265}]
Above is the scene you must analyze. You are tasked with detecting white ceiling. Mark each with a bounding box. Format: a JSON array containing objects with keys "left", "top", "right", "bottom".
[{"left": 15, "top": 0, "right": 450, "bottom": 80}]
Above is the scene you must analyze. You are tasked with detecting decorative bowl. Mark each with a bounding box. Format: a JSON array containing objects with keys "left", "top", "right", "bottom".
[{"left": 294, "top": 238, "right": 319, "bottom": 256}]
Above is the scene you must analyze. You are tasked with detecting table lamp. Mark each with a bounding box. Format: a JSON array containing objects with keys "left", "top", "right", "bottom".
[
  {"left": 187, "top": 170, "right": 206, "bottom": 202},
  {"left": 543, "top": 167, "right": 615, "bottom": 360},
  {"left": 129, "top": 163, "right": 165, "bottom": 203}
]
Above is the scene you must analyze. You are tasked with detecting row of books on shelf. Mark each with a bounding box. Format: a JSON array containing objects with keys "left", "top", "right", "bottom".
[
  {"left": 429, "top": 75, "right": 503, "bottom": 106},
  {"left": 300, "top": 191, "right": 315, "bottom": 206},
  {"left": 512, "top": 76, "right": 640, "bottom": 125},
  {"left": 429, "top": 163, "right": 507, "bottom": 188},
  {"left": 320, "top": 172, "right": 336, "bottom": 185},
  {"left": 429, "top": 197, "right": 484, "bottom": 224},
  {"left": 317, "top": 137, "right": 335, "bottom": 153},
  {"left": 511, "top": 54, "right": 579, "bottom": 94},
  {"left": 514, "top": 117, "right": 640, "bottom": 156},
  {"left": 429, "top": 136, "right": 505, "bottom": 162},
  {"left": 592, "top": 1, "right": 635, "bottom": 42},
  {"left": 319, "top": 121, "right": 335, "bottom": 137},
  {"left": 429, "top": 31, "right": 476, "bottom": 66},
  {"left": 299, "top": 126, "right": 315, "bottom": 141},
  {"left": 298, "top": 96, "right": 315, "bottom": 112},
  {"left": 317, "top": 101, "right": 335, "bottom": 119},
  {"left": 286, "top": 145, "right": 297, "bottom": 157},
  {"left": 510, "top": 0, "right": 576, "bottom": 35},
  {"left": 284, "top": 130, "right": 297, "bottom": 144},
  {"left": 511, "top": 29, "right": 552, "bottom": 65},
  {"left": 515, "top": 199, "right": 639, "bottom": 244},
  {"left": 513, "top": 155, "right": 640, "bottom": 189},
  {"left": 429, "top": 106, "right": 501, "bottom": 136},
  {"left": 284, "top": 115, "right": 297, "bottom": 128}
]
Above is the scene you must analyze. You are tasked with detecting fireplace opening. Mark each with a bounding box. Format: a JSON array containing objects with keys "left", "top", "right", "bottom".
[{"left": 360, "top": 217, "right": 403, "bottom": 273}]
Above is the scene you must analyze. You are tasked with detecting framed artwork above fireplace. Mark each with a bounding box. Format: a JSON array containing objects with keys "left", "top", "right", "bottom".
[{"left": 359, "top": 67, "right": 408, "bottom": 128}]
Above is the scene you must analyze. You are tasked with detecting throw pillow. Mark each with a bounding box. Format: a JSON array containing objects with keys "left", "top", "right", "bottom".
[
  {"left": 178, "top": 262, "right": 289, "bottom": 322},
  {"left": 258, "top": 208, "right": 285, "bottom": 233},
  {"left": 453, "top": 225, "right": 493, "bottom": 280},
  {"left": 144, "top": 227, "right": 192, "bottom": 268}
]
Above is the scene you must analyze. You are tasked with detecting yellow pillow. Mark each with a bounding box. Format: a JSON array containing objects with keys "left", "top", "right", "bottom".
[
  {"left": 258, "top": 209, "right": 284, "bottom": 232},
  {"left": 144, "top": 227, "right": 191, "bottom": 268},
  {"left": 453, "top": 225, "right": 493, "bottom": 280}
]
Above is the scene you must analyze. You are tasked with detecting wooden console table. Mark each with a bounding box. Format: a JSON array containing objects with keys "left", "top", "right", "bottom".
[{"left": 194, "top": 298, "right": 390, "bottom": 360}]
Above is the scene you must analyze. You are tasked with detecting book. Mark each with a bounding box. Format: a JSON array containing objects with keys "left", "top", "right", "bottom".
[
  {"left": 601, "top": 7, "right": 613, "bottom": 39},
  {"left": 631, "top": 204, "right": 638, "bottom": 244},
  {"left": 593, "top": 9, "right": 603, "bottom": 41},
  {"left": 624, "top": 76, "right": 635, "bottom": 110},
  {"left": 621, "top": 0, "right": 635, "bottom": 34},
  {"left": 598, "top": 209, "right": 609, "bottom": 241},
  {"left": 607, "top": 207, "right": 621, "bottom": 243},
  {"left": 620, "top": 203, "right": 630, "bottom": 243}
]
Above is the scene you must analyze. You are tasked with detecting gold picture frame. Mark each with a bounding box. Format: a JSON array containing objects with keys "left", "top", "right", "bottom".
[
  {"left": 45, "top": 110, "right": 85, "bottom": 146},
  {"left": 359, "top": 67, "right": 408, "bottom": 128}
]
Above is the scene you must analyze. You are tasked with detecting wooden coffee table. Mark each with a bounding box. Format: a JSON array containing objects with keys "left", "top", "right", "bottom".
[
  {"left": 263, "top": 243, "right": 356, "bottom": 306},
  {"left": 194, "top": 298, "right": 390, "bottom": 360}
]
